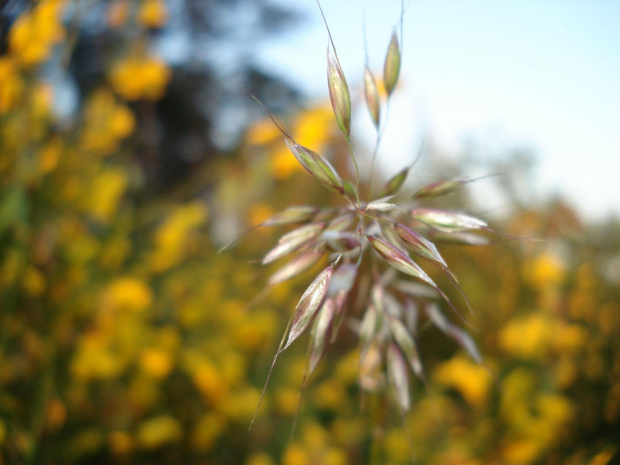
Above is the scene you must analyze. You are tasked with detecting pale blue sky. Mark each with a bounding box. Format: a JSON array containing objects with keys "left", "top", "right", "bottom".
[{"left": 259, "top": 0, "right": 620, "bottom": 221}]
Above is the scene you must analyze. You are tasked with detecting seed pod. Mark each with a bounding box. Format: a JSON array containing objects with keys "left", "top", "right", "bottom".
[
  {"left": 414, "top": 173, "right": 501, "bottom": 199},
  {"left": 393, "top": 223, "right": 448, "bottom": 269},
  {"left": 413, "top": 179, "right": 467, "bottom": 199},
  {"left": 262, "top": 223, "right": 324, "bottom": 264},
  {"left": 366, "top": 195, "right": 398, "bottom": 212},
  {"left": 327, "top": 47, "right": 351, "bottom": 137},
  {"left": 383, "top": 31, "right": 401, "bottom": 97},
  {"left": 252, "top": 256, "right": 341, "bottom": 428},
  {"left": 380, "top": 221, "right": 406, "bottom": 251},
  {"left": 379, "top": 165, "right": 410, "bottom": 198},
  {"left": 267, "top": 251, "right": 324, "bottom": 286},
  {"left": 282, "top": 256, "right": 341, "bottom": 351},
  {"left": 394, "top": 223, "right": 474, "bottom": 314},
  {"left": 364, "top": 66, "right": 381, "bottom": 128},
  {"left": 366, "top": 235, "right": 436, "bottom": 288},
  {"left": 410, "top": 208, "right": 487, "bottom": 233},
  {"left": 286, "top": 140, "right": 344, "bottom": 195}
]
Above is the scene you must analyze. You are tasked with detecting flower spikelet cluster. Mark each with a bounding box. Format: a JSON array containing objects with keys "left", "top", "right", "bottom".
[{"left": 232, "top": 6, "right": 506, "bottom": 421}]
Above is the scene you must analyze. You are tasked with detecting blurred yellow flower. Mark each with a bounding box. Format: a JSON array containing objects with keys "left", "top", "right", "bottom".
[
  {"left": 525, "top": 252, "right": 566, "bottom": 290},
  {"left": 81, "top": 89, "right": 136, "bottom": 154},
  {"left": 294, "top": 106, "right": 333, "bottom": 150},
  {"left": 85, "top": 167, "right": 129, "bottom": 223},
  {"left": 110, "top": 56, "right": 171, "bottom": 101},
  {"left": 536, "top": 393, "right": 573, "bottom": 426},
  {"left": 247, "top": 118, "right": 281, "bottom": 146},
  {"left": 301, "top": 422, "right": 327, "bottom": 448},
  {"left": 151, "top": 202, "right": 208, "bottom": 271},
  {"left": 554, "top": 323, "right": 586, "bottom": 353},
  {"left": 32, "top": 83, "right": 54, "bottom": 118},
  {"left": 104, "top": 277, "right": 153, "bottom": 312},
  {"left": 191, "top": 413, "right": 226, "bottom": 452},
  {"left": 219, "top": 387, "right": 262, "bottom": 422},
  {"left": 502, "top": 439, "right": 540, "bottom": 464},
  {"left": 270, "top": 145, "right": 302, "bottom": 180},
  {"left": 0, "top": 58, "right": 24, "bottom": 112},
  {"left": 38, "top": 136, "right": 62, "bottom": 174},
  {"left": 499, "top": 314, "right": 555, "bottom": 360},
  {"left": 137, "top": 415, "right": 183, "bottom": 449},
  {"left": 110, "top": 103, "right": 136, "bottom": 138},
  {"left": 500, "top": 314, "right": 586, "bottom": 360},
  {"left": 434, "top": 355, "right": 491, "bottom": 407},
  {"left": 9, "top": 0, "right": 66, "bottom": 67},
  {"left": 71, "top": 333, "right": 123, "bottom": 380},
  {"left": 282, "top": 443, "right": 310, "bottom": 465},
  {"left": 140, "top": 348, "right": 174, "bottom": 379},
  {"left": 192, "top": 360, "right": 228, "bottom": 405},
  {"left": 138, "top": 0, "right": 168, "bottom": 28},
  {"left": 248, "top": 203, "right": 275, "bottom": 227}
]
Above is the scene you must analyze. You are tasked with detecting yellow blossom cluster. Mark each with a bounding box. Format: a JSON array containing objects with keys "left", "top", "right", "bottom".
[
  {"left": 9, "top": 0, "right": 67, "bottom": 67},
  {"left": 109, "top": 55, "right": 171, "bottom": 101}
]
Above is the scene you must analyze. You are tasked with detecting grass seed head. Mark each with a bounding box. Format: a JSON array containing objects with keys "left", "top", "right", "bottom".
[
  {"left": 327, "top": 47, "right": 352, "bottom": 137},
  {"left": 244, "top": 3, "right": 504, "bottom": 429},
  {"left": 364, "top": 66, "right": 381, "bottom": 128},
  {"left": 285, "top": 140, "right": 344, "bottom": 195},
  {"left": 383, "top": 30, "right": 401, "bottom": 97}
]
